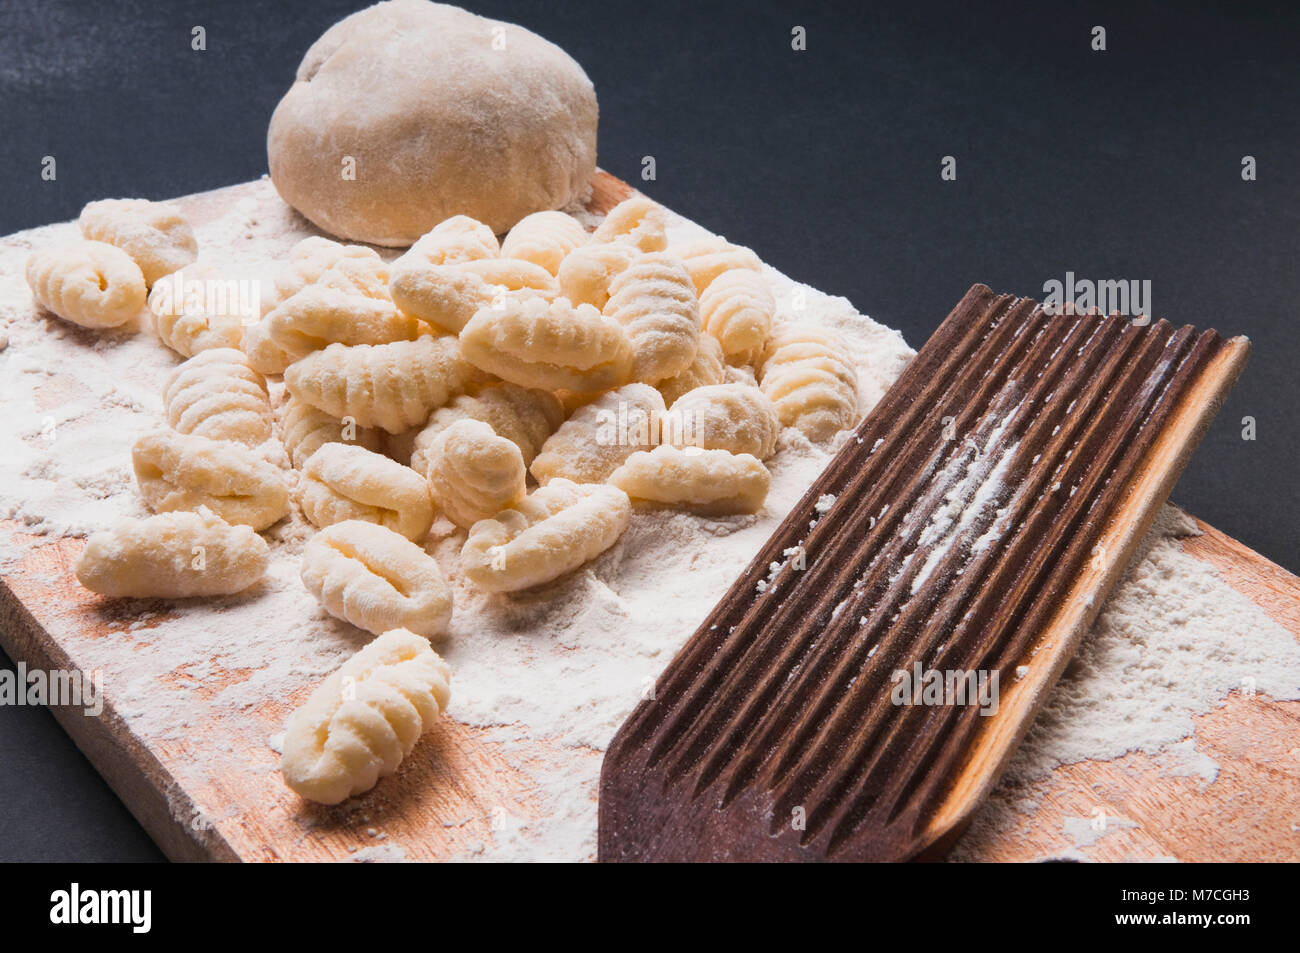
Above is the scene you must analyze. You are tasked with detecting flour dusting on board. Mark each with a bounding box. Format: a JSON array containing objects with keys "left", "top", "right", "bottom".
[{"left": 0, "top": 179, "right": 1293, "bottom": 862}]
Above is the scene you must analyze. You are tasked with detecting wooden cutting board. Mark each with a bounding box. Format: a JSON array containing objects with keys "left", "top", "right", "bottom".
[{"left": 1, "top": 174, "right": 1297, "bottom": 862}]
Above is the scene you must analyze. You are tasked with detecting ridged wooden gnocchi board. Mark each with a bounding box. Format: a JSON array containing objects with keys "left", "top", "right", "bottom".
[{"left": 1, "top": 173, "right": 1297, "bottom": 862}]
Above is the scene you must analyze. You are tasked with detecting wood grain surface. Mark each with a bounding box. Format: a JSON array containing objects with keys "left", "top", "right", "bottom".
[{"left": 1, "top": 174, "right": 1296, "bottom": 862}]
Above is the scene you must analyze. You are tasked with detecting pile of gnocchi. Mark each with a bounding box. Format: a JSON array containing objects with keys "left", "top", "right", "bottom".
[{"left": 25, "top": 193, "right": 861, "bottom": 805}]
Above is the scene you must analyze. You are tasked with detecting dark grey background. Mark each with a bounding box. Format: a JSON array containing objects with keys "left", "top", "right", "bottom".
[{"left": 1, "top": 0, "right": 1296, "bottom": 860}]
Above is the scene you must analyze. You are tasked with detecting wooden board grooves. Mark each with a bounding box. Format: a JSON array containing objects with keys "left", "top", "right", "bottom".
[
  {"left": 598, "top": 284, "right": 1250, "bottom": 862},
  {"left": 843, "top": 325, "right": 1200, "bottom": 847},
  {"left": 900, "top": 332, "right": 1215, "bottom": 842}
]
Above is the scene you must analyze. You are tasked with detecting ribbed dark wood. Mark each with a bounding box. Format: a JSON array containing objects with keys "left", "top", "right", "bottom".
[{"left": 598, "top": 284, "right": 1248, "bottom": 862}]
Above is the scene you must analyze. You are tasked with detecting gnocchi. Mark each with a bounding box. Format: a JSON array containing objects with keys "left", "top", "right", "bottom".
[
  {"left": 556, "top": 241, "right": 637, "bottom": 310},
  {"left": 74, "top": 508, "right": 268, "bottom": 599},
  {"left": 656, "top": 331, "right": 726, "bottom": 408},
  {"left": 389, "top": 256, "right": 557, "bottom": 334},
  {"left": 402, "top": 215, "right": 499, "bottom": 267},
  {"left": 278, "top": 395, "right": 382, "bottom": 469},
  {"left": 425, "top": 419, "right": 527, "bottom": 529},
  {"left": 664, "top": 383, "right": 780, "bottom": 460},
  {"left": 300, "top": 521, "right": 453, "bottom": 639},
  {"left": 758, "top": 325, "right": 860, "bottom": 440},
  {"left": 297, "top": 443, "right": 434, "bottom": 540},
  {"left": 273, "top": 236, "right": 382, "bottom": 303},
  {"left": 530, "top": 383, "right": 665, "bottom": 486},
  {"left": 266, "top": 285, "right": 421, "bottom": 362},
  {"left": 147, "top": 263, "right": 248, "bottom": 357},
  {"left": 499, "top": 210, "right": 588, "bottom": 275},
  {"left": 609, "top": 445, "right": 771, "bottom": 515},
  {"left": 34, "top": 178, "right": 891, "bottom": 803},
  {"left": 78, "top": 198, "right": 198, "bottom": 287},
  {"left": 26, "top": 241, "right": 146, "bottom": 329},
  {"left": 604, "top": 252, "right": 701, "bottom": 384},
  {"left": 132, "top": 430, "right": 290, "bottom": 531},
  {"left": 461, "top": 479, "right": 631, "bottom": 592},
  {"left": 591, "top": 195, "right": 668, "bottom": 252},
  {"left": 162, "top": 348, "right": 274, "bottom": 447},
  {"left": 699, "top": 267, "right": 774, "bottom": 367},
  {"left": 313, "top": 254, "right": 392, "bottom": 301},
  {"left": 280, "top": 627, "right": 451, "bottom": 805},
  {"left": 459, "top": 296, "right": 633, "bottom": 393},
  {"left": 457, "top": 258, "right": 559, "bottom": 296},
  {"left": 409, "top": 382, "right": 564, "bottom": 476},
  {"left": 284, "top": 336, "right": 483, "bottom": 434},
  {"left": 667, "top": 236, "right": 762, "bottom": 296}
]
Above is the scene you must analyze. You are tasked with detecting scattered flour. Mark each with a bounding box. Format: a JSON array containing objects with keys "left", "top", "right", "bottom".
[
  {"left": 1062, "top": 814, "right": 1138, "bottom": 850},
  {"left": 1153, "top": 738, "right": 1221, "bottom": 786},
  {"left": 346, "top": 844, "right": 408, "bottom": 863}
]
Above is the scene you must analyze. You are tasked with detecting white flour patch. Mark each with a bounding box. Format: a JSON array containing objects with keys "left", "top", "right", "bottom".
[
  {"left": 1153, "top": 738, "right": 1220, "bottom": 786},
  {"left": 1063, "top": 814, "right": 1137, "bottom": 850},
  {"left": 345, "top": 844, "right": 408, "bottom": 863}
]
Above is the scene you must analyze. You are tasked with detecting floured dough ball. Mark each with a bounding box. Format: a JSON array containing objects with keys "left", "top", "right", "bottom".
[{"left": 267, "top": 0, "right": 598, "bottom": 246}]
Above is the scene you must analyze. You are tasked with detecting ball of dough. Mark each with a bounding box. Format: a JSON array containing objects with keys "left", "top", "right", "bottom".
[{"left": 267, "top": 0, "right": 599, "bottom": 246}]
